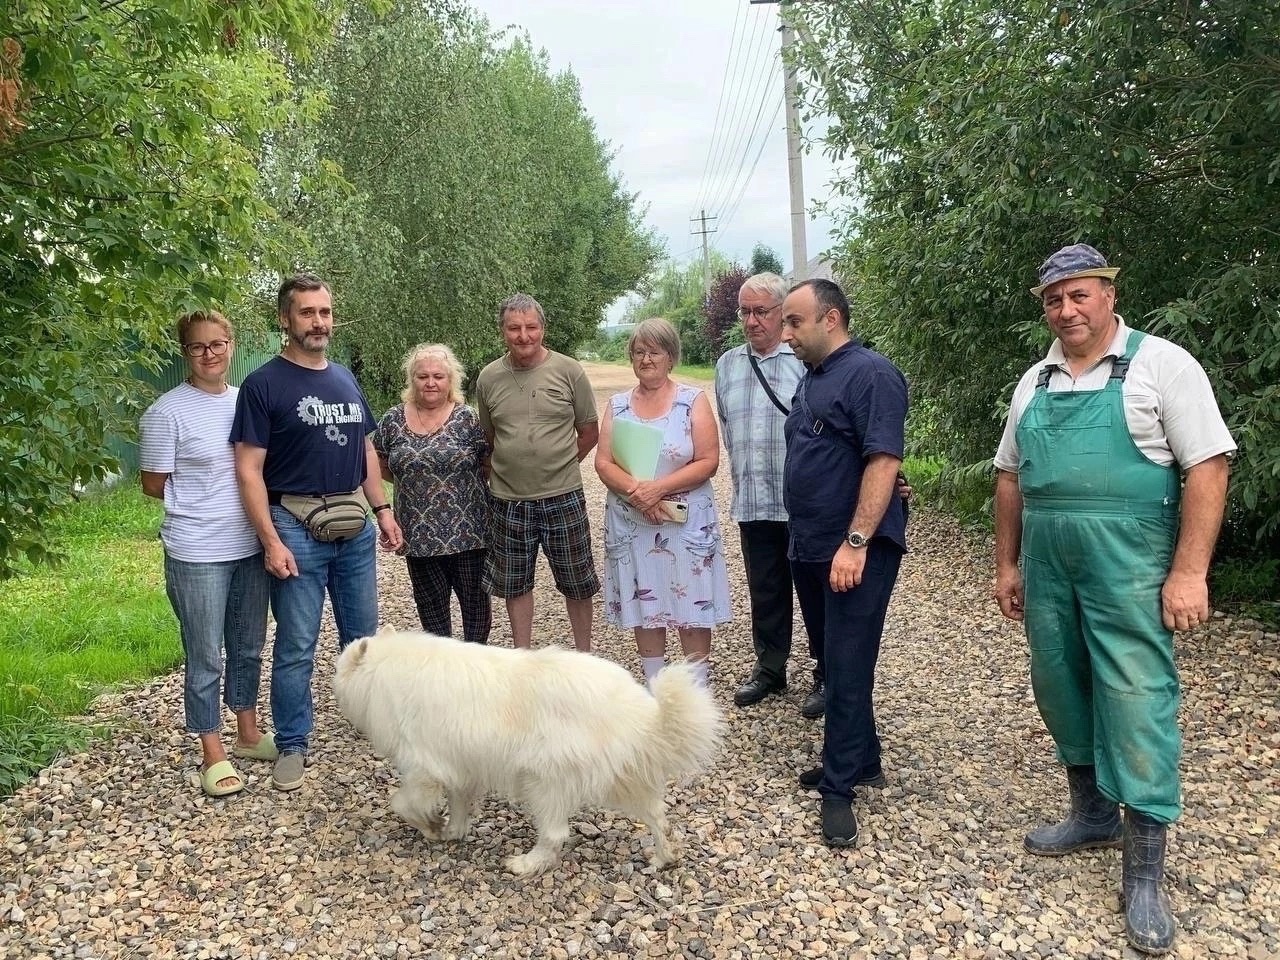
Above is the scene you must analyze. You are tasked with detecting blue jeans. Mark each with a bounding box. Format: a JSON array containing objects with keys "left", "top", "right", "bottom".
[
  {"left": 269, "top": 505, "right": 378, "bottom": 755},
  {"left": 164, "top": 552, "right": 271, "bottom": 734},
  {"left": 792, "top": 540, "right": 903, "bottom": 801}
]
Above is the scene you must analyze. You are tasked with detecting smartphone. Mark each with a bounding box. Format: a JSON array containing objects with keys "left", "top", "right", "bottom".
[{"left": 660, "top": 500, "right": 689, "bottom": 523}]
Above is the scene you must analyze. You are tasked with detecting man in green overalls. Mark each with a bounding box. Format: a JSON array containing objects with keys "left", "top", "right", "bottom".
[{"left": 992, "top": 244, "right": 1235, "bottom": 955}]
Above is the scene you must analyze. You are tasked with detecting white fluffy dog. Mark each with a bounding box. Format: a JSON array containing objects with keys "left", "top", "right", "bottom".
[{"left": 333, "top": 630, "right": 723, "bottom": 876}]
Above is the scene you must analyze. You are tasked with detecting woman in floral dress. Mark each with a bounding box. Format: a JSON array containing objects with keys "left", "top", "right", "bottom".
[{"left": 594, "top": 317, "right": 731, "bottom": 688}]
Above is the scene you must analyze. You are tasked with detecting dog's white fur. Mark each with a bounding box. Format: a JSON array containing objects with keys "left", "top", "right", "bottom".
[{"left": 333, "top": 630, "right": 723, "bottom": 875}]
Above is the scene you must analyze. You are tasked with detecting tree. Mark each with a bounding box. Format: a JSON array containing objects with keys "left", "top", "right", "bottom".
[
  {"left": 273, "top": 3, "right": 661, "bottom": 412},
  {"left": 750, "top": 244, "right": 785, "bottom": 277},
  {"left": 702, "top": 268, "right": 748, "bottom": 363},
  {"left": 791, "top": 0, "right": 1280, "bottom": 548},
  {"left": 0, "top": 0, "right": 335, "bottom": 578},
  {"left": 623, "top": 255, "right": 734, "bottom": 366}
]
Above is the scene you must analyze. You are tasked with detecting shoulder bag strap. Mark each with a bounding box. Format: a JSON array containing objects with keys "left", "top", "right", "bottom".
[{"left": 747, "top": 353, "right": 790, "bottom": 415}]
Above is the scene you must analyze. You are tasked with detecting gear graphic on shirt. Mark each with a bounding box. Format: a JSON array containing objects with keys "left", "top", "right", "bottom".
[
  {"left": 296, "top": 396, "right": 323, "bottom": 426},
  {"left": 325, "top": 424, "right": 349, "bottom": 446}
]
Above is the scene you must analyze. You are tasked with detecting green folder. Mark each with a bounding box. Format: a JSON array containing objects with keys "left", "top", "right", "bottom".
[{"left": 611, "top": 419, "right": 664, "bottom": 480}]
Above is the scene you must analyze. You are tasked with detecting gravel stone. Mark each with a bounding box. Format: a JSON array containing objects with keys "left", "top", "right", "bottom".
[{"left": 1, "top": 364, "right": 1276, "bottom": 959}]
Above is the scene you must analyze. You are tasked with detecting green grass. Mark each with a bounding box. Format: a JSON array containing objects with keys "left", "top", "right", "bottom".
[
  {"left": 591, "top": 357, "right": 715, "bottom": 381},
  {"left": 673, "top": 363, "right": 715, "bottom": 380},
  {"left": 0, "top": 483, "right": 177, "bottom": 794},
  {"left": 903, "top": 455, "right": 995, "bottom": 529}
]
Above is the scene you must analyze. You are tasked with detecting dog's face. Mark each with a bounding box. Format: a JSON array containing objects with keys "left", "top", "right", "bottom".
[
  {"left": 334, "top": 636, "right": 368, "bottom": 684},
  {"left": 333, "top": 637, "right": 371, "bottom": 732}
]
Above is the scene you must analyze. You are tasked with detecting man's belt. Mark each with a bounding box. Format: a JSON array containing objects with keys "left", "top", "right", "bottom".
[{"left": 267, "top": 490, "right": 329, "bottom": 505}]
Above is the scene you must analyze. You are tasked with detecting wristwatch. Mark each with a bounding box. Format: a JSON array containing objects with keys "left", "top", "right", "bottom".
[{"left": 845, "top": 530, "right": 869, "bottom": 549}]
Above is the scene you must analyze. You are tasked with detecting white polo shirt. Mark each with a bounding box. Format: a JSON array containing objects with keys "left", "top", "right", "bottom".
[{"left": 995, "top": 317, "right": 1236, "bottom": 474}]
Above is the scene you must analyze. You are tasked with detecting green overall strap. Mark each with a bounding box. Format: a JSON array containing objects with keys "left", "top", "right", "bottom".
[{"left": 1016, "top": 330, "right": 1178, "bottom": 516}]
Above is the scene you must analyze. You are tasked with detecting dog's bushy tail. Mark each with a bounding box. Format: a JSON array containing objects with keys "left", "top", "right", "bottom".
[{"left": 648, "top": 664, "right": 724, "bottom": 778}]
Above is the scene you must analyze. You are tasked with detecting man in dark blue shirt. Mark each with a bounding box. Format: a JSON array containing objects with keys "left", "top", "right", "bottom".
[
  {"left": 232, "top": 274, "right": 403, "bottom": 791},
  {"left": 781, "top": 278, "right": 908, "bottom": 847}
]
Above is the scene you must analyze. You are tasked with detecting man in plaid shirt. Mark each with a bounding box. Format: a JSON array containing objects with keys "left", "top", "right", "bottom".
[{"left": 714, "top": 272, "right": 820, "bottom": 716}]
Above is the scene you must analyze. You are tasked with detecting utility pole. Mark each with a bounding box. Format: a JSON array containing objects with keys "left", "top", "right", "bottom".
[
  {"left": 752, "top": 0, "right": 807, "bottom": 280},
  {"left": 690, "top": 209, "right": 718, "bottom": 298}
]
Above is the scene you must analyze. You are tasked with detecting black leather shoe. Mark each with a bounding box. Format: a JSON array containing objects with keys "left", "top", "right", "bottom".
[
  {"left": 733, "top": 675, "right": 786, "bottom": 707},
  {"left": 800, "top": 681, "right": 826, "bottom": 719},
  {"left": 799, "top": 765, "right": 887, "bottom": 790},
  {"left": 820, "top": 798, "right": 858, "bottom": 847}
]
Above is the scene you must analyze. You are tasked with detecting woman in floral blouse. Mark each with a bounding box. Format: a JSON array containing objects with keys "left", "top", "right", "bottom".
[{"left": 375, "top": 343, "right": 492, "bottom": 643}]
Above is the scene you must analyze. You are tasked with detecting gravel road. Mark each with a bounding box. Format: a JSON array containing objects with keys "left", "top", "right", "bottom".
[{"left": 2, "top": 362, "right": 1277, "bottom": 960}]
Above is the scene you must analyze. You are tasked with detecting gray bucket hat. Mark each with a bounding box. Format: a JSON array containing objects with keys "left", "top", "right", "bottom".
[{"left": 1030, "top": 243, "right": 1120, "bottom": 297}]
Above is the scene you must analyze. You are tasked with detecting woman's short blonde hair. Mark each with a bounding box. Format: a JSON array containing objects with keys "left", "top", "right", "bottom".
[
  {"left": 401, "top": 343, "right": 466, "bottom": 405},
  {"left": 175, "top": 310, "right": 233, "bottom": 346},
  {"left": 627, "top": 317, "right": 681, "bottom": 366}
]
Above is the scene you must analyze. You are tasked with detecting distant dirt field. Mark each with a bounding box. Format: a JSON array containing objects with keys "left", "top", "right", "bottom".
[{"left": 579, "top": 360, "right": 712, "bottom": 404}]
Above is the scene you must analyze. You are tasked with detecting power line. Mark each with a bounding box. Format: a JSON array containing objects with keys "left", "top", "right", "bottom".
[
  {"left": 667, "top": 244, "right": 702, "bottom": 263},
  {"left": 707, "top": 55, "right": 782, "bottom": 221},
  {"left": 703, "top": 64, "right": 778, "bottom": 219},
  {"left": 696, "top": 5, "right": 773, "bottom": 213},
  {"left": 690, "top": 0, "right": 746, "bottom": 217},
  {"left": 701, "top": 10, "right": 770, "bottom": 198},
  {"left": 698, "top": 11, "right": 776, "bottom": 217},
  {"left": 713, "top": 95, "right": 785, "bottom": 238},
  {"left": 694, "top": 7, "right": 756, "bottom": 216},
  {"left": 707, "top": 56, "right": 782, "bottom": 221}
]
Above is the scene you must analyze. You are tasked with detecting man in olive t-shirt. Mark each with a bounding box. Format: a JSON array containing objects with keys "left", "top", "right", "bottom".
[{"left": 475, "top": 293, "right": 600, "bottom": 650}]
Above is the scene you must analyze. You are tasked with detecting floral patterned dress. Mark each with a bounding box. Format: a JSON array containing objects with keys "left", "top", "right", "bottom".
[
  {"left": 373, "top": 403, "right": 490, "bottom": 558},
  {"left": 602, "top": 384, "right": 732, "bottom": 630}
]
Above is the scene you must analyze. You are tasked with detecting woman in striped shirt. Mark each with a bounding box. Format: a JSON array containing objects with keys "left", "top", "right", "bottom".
[{"left": 139, "top": 311, "right": 275, "bottom": 797}]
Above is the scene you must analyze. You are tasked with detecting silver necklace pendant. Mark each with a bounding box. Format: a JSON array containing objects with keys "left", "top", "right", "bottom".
[{"left": 507, "top": 360, "right": 531, "bottom": 393}]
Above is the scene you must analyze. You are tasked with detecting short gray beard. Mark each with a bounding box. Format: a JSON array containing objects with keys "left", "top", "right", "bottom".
[{"left": 289, "top": 329, "right": 329, "bottom": 354}]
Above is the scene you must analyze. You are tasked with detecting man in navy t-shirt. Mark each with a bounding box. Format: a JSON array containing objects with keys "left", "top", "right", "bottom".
[
  {"left": 231, "top": 274, "right": 403, "bottom": 791},
  {"left": 780, "top": 278, "right": 908, "bottom": 847}
]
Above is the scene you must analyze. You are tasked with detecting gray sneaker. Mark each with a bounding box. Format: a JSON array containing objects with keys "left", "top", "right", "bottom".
[{"left": 273, "top": 752, "right": 306, "bottom": 791}]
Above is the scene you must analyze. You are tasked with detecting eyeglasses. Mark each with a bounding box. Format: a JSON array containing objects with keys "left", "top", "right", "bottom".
[
  {"left": 630, "top": 349, "right": 666, "bottom": 361},
  {"left": 737, "top": 304, "right": 780, "bottom": 320},
  {"left": 182, "top": 339, "right": 232, "bottom": 357}
]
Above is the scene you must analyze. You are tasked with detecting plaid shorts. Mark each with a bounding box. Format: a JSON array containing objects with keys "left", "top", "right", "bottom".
[{"left": 484, "top": 489, "right": 601, "bottom": 601}]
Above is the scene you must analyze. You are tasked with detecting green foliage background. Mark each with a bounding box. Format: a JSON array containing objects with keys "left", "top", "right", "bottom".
[
  {"left": 623, "top": 255, "right": 726, "bottom": 366},
  {"left": 617, "top": 245, "right": 789, "bottom": 366},
  {"left": 750, "top": 244, "right": 785, "bottom": 277},
  {"left": 0, "top": 0, "right": 659, "bottom": 577},
  {"left": 267, "top": 1, "right": 661, "bottom": 414},
  {"left": 791, "top": 0, "right": 1280, "bottom": 573},
  {"left": 0, "top": 0, "right": 332, "bottom": 576}
]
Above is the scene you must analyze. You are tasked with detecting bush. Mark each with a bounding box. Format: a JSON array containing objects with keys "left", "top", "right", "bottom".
[
  {"left": 794, "top": 0, "right": 1280, "bottom": 553},
  {"left": 0, "top": 710, "right": 91, "bottom": 798},
  {"left": 701, "top": 268, "right": 747, "bottom": 362},
  {"left": 585, "top": 327, "right": 630, "bottom": 363}
]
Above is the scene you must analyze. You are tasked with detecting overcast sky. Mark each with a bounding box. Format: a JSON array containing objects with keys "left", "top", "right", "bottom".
[{"left": 466, "top": 0, "right": 845, "bottom": 286}]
